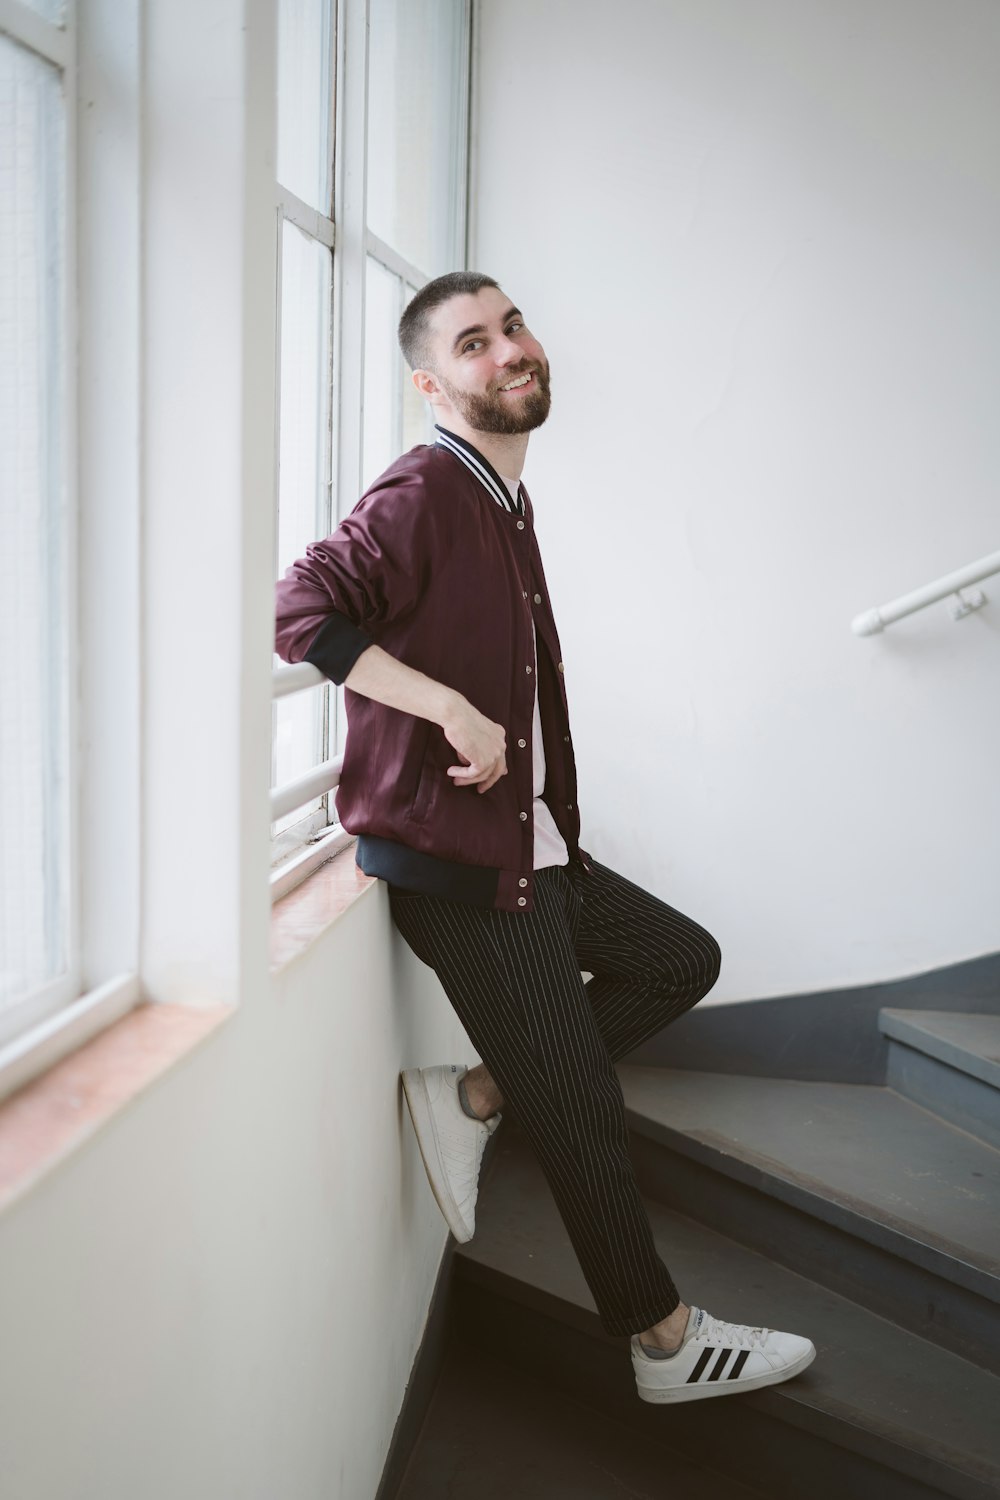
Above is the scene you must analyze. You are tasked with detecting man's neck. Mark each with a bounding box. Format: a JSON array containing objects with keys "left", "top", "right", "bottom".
[{"left": 435, "top": 417, "right": 530, "bottom": 481}]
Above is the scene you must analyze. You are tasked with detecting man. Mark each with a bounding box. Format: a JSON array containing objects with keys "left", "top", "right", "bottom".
[{"left": 273, "top": 272, "right": 815, "bottom": 1403}]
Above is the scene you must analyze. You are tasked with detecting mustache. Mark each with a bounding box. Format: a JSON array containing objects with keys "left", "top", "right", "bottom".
[{"left": 491, "top": 361, "right": 549, "bottom": 393}]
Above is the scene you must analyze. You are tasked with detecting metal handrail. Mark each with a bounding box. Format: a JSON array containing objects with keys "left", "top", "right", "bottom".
[
  {"left": 269, "top": 755, "right": 343, "bottom": 821},
  {"left": 851, "top": 549, "right": 999, "bottom": 637},
  {"left": 270, "top": 661, "right": 341, "bottom": 818},
  {"left": 272, "top": 661, "right": 325, "bottom": 698}
]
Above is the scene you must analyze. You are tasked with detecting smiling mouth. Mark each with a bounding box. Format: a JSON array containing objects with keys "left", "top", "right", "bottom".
[{"left": 499, "top": 370, "right": 534, "bottom": 393}]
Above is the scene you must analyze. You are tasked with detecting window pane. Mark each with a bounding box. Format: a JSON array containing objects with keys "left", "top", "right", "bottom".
[
  {"left": 362, "top": 256, "right": 400, "bottom": 491},
  {"left": 16, "top": 1, "right": 66, "bottom": 22},
  {"left": 277, "top": 220, "right": 331, "bottom": 577},
  {"left": 401, "top": 283, "right": 429, "bottom": 452},
  {"left": 277, "top": 0, "right": 333, "bottom": 213},
  {"left": 366, "top": 0, "right": 467, "bottom": 275},
  {"left": 0, "top": 36, "right": 69, "bottom": 1010},
  {"left": 272, "top": 692, "right": 326, "bottom": 838},
  {"left": 273, "top": 218, "right": 333, "bottom": 833}
]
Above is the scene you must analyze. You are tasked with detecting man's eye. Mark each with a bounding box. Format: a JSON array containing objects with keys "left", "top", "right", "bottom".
[
  {"left": 506, "top": 322, "right": 524, "bottom": 335},
  {"left": 462, "top": 339, "right": 483, "bottom": 353}
]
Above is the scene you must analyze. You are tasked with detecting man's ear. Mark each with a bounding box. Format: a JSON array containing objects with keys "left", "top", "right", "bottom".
[{"left": 412, "top": 367, "right": 441, "bottom": 401}]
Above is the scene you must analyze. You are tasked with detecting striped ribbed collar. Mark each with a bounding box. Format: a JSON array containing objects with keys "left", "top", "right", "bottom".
[{"left": 434, "top": 424, "right": 526, "bottom": 517}]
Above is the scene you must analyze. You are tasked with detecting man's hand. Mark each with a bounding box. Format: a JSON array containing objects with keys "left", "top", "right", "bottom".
[
  {"left": 343, "top": 644, "right": 508, "bottom": 794},
  {"left": 440, "top": 698, "right": 508, "bottom": 794}
]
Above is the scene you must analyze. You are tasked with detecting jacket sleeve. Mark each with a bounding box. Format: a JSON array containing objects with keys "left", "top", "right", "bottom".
[{"left": 273, "top": 466, "right": 446, "bottom": 685}]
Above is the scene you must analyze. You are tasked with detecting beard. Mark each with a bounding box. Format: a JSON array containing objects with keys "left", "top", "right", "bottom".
[{"left": 438, "top": 360, "right": 553, "bottom": 435}]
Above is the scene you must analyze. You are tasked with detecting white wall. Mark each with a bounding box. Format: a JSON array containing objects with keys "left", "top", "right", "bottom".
[
  {"left": 0, "top": 889, "right": 470, "bottom": 1500},
  {"left": 473, "top": 0, "right": 1000, "bottom": 1000}
]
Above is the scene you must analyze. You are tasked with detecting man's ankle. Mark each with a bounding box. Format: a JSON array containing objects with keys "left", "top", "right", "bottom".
[
  {"left": 642, "top": 1301, "right": 690, "bottom": 1350},
  {"left": 464, "top": 1065, "right": 503, "bottom": 1118}
]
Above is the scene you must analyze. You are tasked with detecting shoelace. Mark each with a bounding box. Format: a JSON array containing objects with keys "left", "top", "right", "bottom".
[{"left": 699, "top": 1312, "right": 770, "bottom": 1350}]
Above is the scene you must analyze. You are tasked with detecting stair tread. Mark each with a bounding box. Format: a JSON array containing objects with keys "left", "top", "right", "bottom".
[
  {"left": 618, "top": 1066, "right": 1000, "bottom": 1283},
  {"left": 459, "top": 1127, "right": 1000, "bottom": 1489},
  {"left": 880, "top": 1009, "right": 1000, "bottom": 1090},
  {"left": 396, "top": 1336, "right": 764, "bottom": 1499}
]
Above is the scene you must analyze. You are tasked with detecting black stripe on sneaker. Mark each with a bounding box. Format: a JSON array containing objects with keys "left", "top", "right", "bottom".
[
  {"left": 728, "top": 1350, "right": 751, "bottom": 1379},
  {"left": 687, "top": 1347, "right": 715, "bottom": 1383},
  {"left": 707, "top": 1349, "right": 732, "bottom": 1381}
]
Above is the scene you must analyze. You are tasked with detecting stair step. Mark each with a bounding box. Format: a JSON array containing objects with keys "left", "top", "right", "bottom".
[
  {"left": 880, "top": 1010, "right": 1000, "bottom": 1148},
  {"left": 394, "top": 1335, "right": 765, "bottom": 1499},
  {"left": 618, "top": 1066, "right": 1000, "bottom": 1372},
  {"left": 455, "top": 1125, "right": 1000, "bottom": 1500}
]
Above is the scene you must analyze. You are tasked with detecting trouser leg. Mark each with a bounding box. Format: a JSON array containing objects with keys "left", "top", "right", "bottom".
[
  {"left": 566, "top": 856, "right": 722, "bottom": 1062},
  {"left": 389, "top": 865, "right": 689, "bottom": 1337}
]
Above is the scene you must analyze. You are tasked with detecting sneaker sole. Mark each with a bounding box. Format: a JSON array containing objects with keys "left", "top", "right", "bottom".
[
  {"left": 401, "top": 1068, "right": 474, "bottom": 1244},
  {"left": 634, "top": 1342, "right": 816, "bottom": 1404}
]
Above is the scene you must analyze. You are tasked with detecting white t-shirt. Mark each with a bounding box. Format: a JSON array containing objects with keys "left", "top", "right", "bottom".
[{"left": 501, "top": 474, "right": 570, "bottom": 871}]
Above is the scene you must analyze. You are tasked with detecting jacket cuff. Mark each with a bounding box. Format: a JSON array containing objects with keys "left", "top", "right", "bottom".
[{"left": 303, "top": 612, "right": 375, "bottom": 686}]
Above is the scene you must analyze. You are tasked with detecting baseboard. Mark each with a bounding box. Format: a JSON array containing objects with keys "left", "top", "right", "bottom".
[{"left": 623, "top": 950, "right": 1000, "bottom": 1084}]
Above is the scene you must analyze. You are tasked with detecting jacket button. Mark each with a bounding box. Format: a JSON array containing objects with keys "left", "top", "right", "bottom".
[
  {"left": 522, "top": 590, "right": 528, "bottom": 599},
  {"left": 519, "top": 811, "right": 528, "bottom": 821},
  {"left": 517, "top": 897, "right": 527, "bottom": 906},
  {"left": 563, "top": 734, "right": 570, "bottom": 743},
  {"left": 516, "top": 519, "right": 525, "bottom": 530},
  {"left": 557, "top": 662, "right": 565, "bottom": 673},
  {"left": 518, "top": 877, "right": 528, "bottom": 888},
  {"left": 517, "top": 738, "right": 526, "bottom": 748},
  {"left": 533, "top": 592, "right": 541, "bottom": 604},
  {"left": 567, "top": 802, "right": 573, "bottom": 810},
  {"left": 525, "top": 664, "right": 532, "bottom": 674}
]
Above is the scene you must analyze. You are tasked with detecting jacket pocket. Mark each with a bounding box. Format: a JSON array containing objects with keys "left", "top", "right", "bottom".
[{"left": 407, "top": 722, "right": 450, "bottom": 827}]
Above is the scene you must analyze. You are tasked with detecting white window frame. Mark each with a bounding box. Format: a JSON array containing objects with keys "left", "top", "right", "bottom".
[
  {"left": 269, "top": 0, "right": 473, "bottom": 901},
  {"left": 270, "top": 0, "right": 339, "bottom": 879},
  {"left": 0, "top": 0, "right": 142, "bottom": 1102}
]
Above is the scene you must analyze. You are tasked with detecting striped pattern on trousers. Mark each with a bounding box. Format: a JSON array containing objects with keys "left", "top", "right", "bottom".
[{"left": 388, "top": 855, "right": 722, "bottom": 1337}]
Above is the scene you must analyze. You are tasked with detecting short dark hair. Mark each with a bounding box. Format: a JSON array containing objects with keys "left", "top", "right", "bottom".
[{"left": 398, "top": 271, "right": 500, "bottom": 372}]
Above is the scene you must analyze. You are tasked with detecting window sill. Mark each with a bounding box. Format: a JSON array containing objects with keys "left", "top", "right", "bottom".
[
  {"left": 0, "top": 999, "right": 235, "bottom": 1215},
  {"left": 0, "top": 846, "right": 374, "bottom": 1216},
  {"left": 269, "top": 840, "right": 378, "bottom": 974}
]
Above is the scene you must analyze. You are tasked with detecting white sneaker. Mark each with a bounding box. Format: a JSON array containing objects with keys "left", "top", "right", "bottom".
[
  {"left": 631, "top": 1306, "right": 816, "bottom": 1404},
  {"left": 400, "top": 1063, "right": 502, "bottom": 1243}
]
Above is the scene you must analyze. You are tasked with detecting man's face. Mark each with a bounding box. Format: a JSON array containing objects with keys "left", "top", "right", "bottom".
[{"left": 419, "top": 287, "right": 552, "bottom": 435}]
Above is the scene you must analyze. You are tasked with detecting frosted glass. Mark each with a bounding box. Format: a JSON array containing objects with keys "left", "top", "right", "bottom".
[
  {"left": 366, "top": 0, "right": 467, "bottom": 275},
  {"left": 363, "top": 264, "right": 433, "bottom": 493},
  {"left": 362, "top": 255, "right": 399, "bottom": 492},
  {"left": 19, "top": 0, "right": 66, "bottom": 22},
  {"left": 0, "top": 35, "right": 69, "bottom": 1011},
  {"left": 273, "top": 219, "right": 333, "bottom": 831},
  {"left": 401, "top": 284, "right": 430, "bottom": 453},
  {"left": 277, "top": 0, "right": 333, "bottom": 213}
]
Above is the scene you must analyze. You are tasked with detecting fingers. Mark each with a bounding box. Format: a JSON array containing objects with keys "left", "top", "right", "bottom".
[
  {"left": 447, "top": 756, "right": 508, "bottom": 789},
  {"left": 447, "top": 762, "right": 486, "bottom": 783},
  {"left": 477, "top": 760, "right": 508, "bottom": 793}
]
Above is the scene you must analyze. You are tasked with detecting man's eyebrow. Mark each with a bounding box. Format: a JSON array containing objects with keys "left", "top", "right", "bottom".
[{"left": 450, "top": 307, "right": 524, "bottom": 352}]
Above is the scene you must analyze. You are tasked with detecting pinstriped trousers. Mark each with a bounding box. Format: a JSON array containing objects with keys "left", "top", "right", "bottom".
[{"left": 388, "top": 856, "right": 722, "bottom": 1338}]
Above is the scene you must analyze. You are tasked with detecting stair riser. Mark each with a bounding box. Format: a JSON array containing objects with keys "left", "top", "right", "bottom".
[
  {"left": 451, "top": 1276, "right": 981, "bottom": 1500},
  {"left": 629, "top": 1133, "right": 1000, "bottom": 1377},
  {"left": 886, "top": 1044, "right": 1000, "bottom": 1150}
]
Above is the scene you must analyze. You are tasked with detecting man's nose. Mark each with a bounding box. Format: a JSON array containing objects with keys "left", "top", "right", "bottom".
[{"left": 495, "top": 334, "right": 524, "bottom": 366}]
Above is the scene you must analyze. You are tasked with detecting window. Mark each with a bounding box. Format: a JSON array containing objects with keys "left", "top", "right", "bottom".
[
  {"left": 270, "top": 0, "right": 471, "bottom": 895},
  {"left": 0, "top": 0, "right": 141, "bottom": 1092},
  {"left": 362, "top": 0, "right": 470, "bottom": 484},
  {"left": 0, "top": 5, "right": 72, "bottom": 1048},
  {"left": 272, "top": 0, "right": 337, "bottom": 865}
]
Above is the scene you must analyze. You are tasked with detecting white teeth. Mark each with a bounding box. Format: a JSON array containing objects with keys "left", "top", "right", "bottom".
[{"left": 501, "top": 372, "right": 532, "bottom": 391}]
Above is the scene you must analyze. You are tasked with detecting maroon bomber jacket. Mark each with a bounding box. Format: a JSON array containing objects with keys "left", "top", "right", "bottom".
[{"left": 273, "top": 435, "right": 590, "bottom": 913}]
